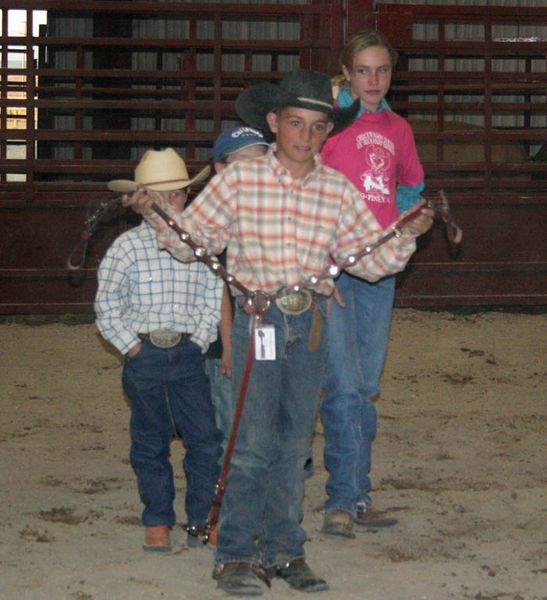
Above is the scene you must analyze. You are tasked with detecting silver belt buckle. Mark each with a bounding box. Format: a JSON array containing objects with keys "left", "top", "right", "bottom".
[
  {"left": 149, "top": 328, "right": 183, "bottom": 348},
  {"left": 275, "top": 289, "right": 313, "bottom": 315}
]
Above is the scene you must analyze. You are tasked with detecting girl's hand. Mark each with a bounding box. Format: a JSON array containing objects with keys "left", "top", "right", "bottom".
[{"left": 401, "top": 199, "right": 434, "bottom": 236}]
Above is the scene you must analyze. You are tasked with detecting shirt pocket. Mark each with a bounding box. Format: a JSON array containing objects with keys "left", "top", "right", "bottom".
[{"left": 132, "top": 272, "right": 166, "bottom": 306}]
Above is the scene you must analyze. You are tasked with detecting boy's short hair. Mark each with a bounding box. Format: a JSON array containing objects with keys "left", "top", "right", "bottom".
[{"left": 213, "top": 127, "right": 269, "bottom": 163}]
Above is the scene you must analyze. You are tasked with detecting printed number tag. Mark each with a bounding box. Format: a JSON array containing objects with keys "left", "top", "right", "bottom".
[{"left": 255, "top": 325, "right": 276, "bottom": 360}]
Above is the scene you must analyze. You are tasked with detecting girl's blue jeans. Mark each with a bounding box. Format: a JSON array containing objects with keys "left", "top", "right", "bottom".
[{"left": 321, "top": 272, "right": 395, "bottom": 516}]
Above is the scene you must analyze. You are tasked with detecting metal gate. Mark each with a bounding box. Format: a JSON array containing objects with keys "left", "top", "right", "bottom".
[{"left": 0, "top": 0, "right": 545, "bottom": 313}]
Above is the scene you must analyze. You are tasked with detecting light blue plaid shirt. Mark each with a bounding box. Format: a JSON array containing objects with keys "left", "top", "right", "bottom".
[{"left": 95, "top": 221, "right": 223, "bottom": 355}]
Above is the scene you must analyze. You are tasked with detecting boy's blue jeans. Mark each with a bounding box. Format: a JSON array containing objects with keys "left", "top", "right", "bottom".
[
  {"left": 321, "top": 272, "right": 395, "bottom": 516},
  {"left": 215, "top": 298, "right": 327, "bottom": 568},
  {"left": 122, "top": 337, "right": 221, "bottom": 528}
]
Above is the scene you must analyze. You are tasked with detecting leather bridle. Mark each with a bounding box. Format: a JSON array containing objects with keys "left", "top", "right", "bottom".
[
  {"left": 67, "top": 189, "right": 462, "bottom": 544},
  {"left": 149, "top": 190, "right": 462, "bottom": 544}
]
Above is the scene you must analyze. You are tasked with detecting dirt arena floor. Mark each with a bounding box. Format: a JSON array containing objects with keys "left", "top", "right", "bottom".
[{"left": 0, "top": 309, "right": 545, "bottom": 600}]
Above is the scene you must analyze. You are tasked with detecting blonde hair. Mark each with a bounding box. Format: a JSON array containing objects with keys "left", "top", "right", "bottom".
[{"left": 334, "top": 30, "right": 398, "bottom": 87}]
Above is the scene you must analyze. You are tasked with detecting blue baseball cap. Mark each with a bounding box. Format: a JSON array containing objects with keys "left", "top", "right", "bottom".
[{"left": 213, "top": 126, "right": 269, "bottom": 163}]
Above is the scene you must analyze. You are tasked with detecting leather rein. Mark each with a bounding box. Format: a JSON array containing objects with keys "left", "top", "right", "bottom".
[
  {"left": 150, "top": 190, "right": 462, "bottom": 319},
  {"left": 148, "top": 190, "right": 462, "bottom": 545},
  {"left": 67, "top": 190, "right": 461, "bottom": 544}
]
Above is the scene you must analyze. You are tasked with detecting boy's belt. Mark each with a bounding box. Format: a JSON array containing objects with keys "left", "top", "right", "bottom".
[
  {"left": 237, "top": 289, "right": 320, "bottom": 316},
  {"left": 138, "top": 329, "right": 191, "bottom": 349},
  {"left": 276, "top": 290, "right": 324, "bottom": 352},
  {"left": 238, "top": 289, "right": 324, "bottom": 352},
  {"left": 275, "top": 289, "right": 316, "bottom": 315}
]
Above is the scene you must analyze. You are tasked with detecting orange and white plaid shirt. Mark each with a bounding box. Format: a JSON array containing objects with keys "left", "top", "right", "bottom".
[{"left": 149, "top": 146, "right": 417, "bottom": 297}]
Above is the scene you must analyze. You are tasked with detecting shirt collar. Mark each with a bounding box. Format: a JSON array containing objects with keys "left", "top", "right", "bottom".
[
  {"left": 337, "top": 86, "right": 391, "bottom": 115},
  {"left": 268, "top": 143, "right": 322, "bottom": 185}
]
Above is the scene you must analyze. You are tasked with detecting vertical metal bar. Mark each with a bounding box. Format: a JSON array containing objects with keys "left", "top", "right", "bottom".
[
  {"left": 0, "top": 9, "right": 6, "bottom": 172},
  {"left": 25, "top": 8, "right": 35, "bottom": 199},
  {"left": 75, "top": 44, "right": 84, "bottom": 163},
  {"left": 524, "top": 55, "right": 532, "bottom": 156},
  {"left": 345, "top": 0, "right": 375, "bottom": 36},
  {"left": 311, "top": 0, "right": 344, "bottom": 74},
  {"left": 483, "top": 18, "right": 493, "bottom": 200},
  {"left": 300, "top": 10, "right": 310, "bottom": 68},
  {"left": 437, "top": 18, "right": 445, "bottom": 164},
  {"left": 213, "top": 13, "right": 222, "bottom": 136},
  {"left": 243, "top": 49, "right": 252, "bottom": 85},
  {"left": 185, "top": 15, "right": 197, "bottom": 163},
  {"left": 155, "top": 50, "right": 163, "bottom": 134}
]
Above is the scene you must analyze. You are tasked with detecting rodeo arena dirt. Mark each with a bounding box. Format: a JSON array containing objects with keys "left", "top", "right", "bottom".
[{"left": 0, "top": 307, "right": 545, "bottom": 600}]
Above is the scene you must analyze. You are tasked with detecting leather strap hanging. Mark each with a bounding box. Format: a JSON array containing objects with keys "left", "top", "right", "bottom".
[{"left": 204, "top": 318, "right": 257, "bottom": 546}]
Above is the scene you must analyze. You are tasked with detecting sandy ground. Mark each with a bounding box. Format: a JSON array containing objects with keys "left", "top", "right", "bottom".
[{"left": 0, "top": 309, "right": 546, "bottom": 600}]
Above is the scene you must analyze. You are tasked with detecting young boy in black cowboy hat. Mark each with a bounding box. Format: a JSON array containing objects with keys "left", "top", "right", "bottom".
[
  {"left": 95, "top": 148, "right": 223, "bottom": 554},
  {"left": 123, "top": 69, "right": 433, "bottom": 596}
]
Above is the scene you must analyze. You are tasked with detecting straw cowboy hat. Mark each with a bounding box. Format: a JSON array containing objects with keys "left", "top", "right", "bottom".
[
  {"left": 235, "top": 68, "right": 360, "bottom": 134},
  {"left": 107, "top": 148, "right": 210, "bottom": 193}
]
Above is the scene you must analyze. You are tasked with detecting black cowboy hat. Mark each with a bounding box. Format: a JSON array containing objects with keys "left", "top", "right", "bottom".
[{"left": 235, "top": 68, "right": 360, "bottom": 134}]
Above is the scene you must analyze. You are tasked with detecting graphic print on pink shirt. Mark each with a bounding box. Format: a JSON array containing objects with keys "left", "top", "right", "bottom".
[{"left": 361, "top": 143, "right": 392, "bottom": 200}]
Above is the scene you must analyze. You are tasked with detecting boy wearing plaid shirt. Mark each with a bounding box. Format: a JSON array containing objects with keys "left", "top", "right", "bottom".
[{"left": 95, "top": 149, "right": 223, "bottom": 554}]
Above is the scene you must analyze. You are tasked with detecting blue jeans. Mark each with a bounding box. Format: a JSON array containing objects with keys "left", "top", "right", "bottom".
[
  {"left": 203, "top": 357, "right": 234, "bottom": 457},
  {"left": 122, "top": 338, "right": 221, "bottom": 528},
  {"left": 321, "top": 272, "right": 395, "bottom": 516},
  {"left": 215, "top": 298, "right": 327, "bottom": 568}
]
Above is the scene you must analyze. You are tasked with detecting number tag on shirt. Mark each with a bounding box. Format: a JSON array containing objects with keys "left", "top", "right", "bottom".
[{"left": 255, "top": 325, "right": 276, "bottom": 360}]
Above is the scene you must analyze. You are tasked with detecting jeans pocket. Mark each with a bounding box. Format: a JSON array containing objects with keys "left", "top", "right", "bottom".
[
  {"left": 187, "top": 339, "right": 202, "bottom": 353},
  {"left": 126, "top": 341, "right": 148, "bottom": 363}
]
